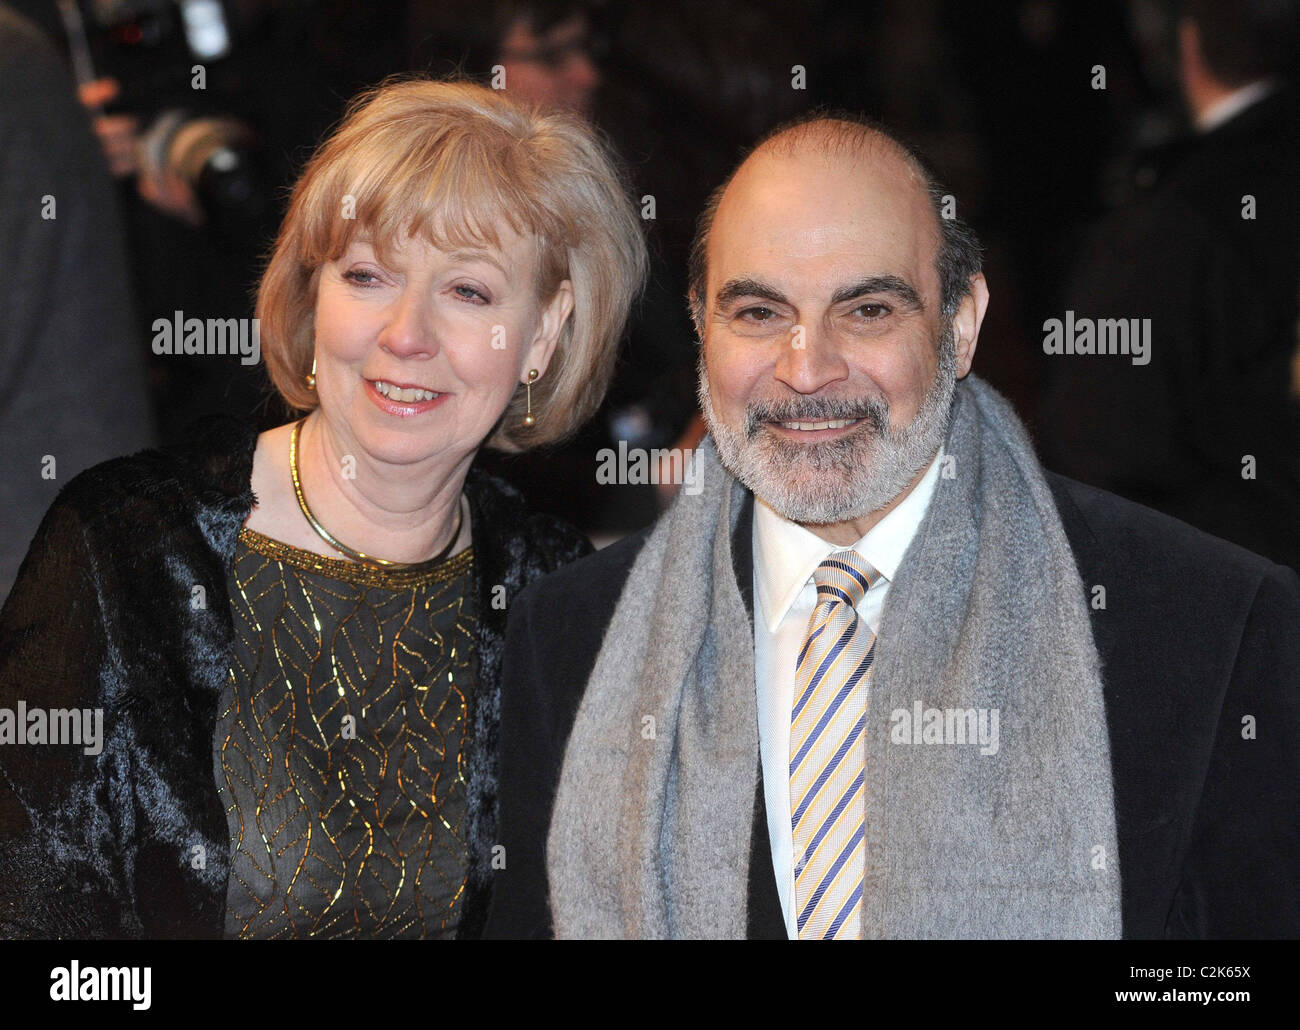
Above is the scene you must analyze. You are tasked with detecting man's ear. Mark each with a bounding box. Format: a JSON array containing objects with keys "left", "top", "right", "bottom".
[
  {"left": 523, "top": 279, "right": 574, "bottom": 380},
  {"left": 688, "top": 289, "right": 705, "bottom": 340},
  {"left": 951, "top": 273, "right": 989, "bottom": 379}
]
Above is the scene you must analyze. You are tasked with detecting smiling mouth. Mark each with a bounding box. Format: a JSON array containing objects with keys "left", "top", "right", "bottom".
[
  {"left": 771, "top": 417, "right": 864, "bottom": 431},
  {"left": 370, "top": 379, "right": 441, "bottom": 403}
]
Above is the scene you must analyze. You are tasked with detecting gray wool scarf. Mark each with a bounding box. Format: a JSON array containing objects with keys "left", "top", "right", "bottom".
[{"left": 547, "top": 376, "right": 1122, "bottom": 938}]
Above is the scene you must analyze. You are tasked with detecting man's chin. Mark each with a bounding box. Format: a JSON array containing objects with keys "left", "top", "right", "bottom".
[
  {"left": 707, "top": 417, "right": 902, "bottom": 523},
  {"left": 736, "top": 458, "right": 880, "bottom": 526},
  {"left": 756, "top": 488, "right": 882, "bottom": 527},
  {"left": 750, "top": 425, "right": 881, "bottom": 476}
]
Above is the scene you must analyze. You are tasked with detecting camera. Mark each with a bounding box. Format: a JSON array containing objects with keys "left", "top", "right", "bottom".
[{"left": 58, "top": 0, "right": 269, "bottom": 229}]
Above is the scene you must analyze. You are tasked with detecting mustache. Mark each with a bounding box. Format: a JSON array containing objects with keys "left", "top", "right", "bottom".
[{"left": 744, "top": 395, "right": 890, "bottom": 439}]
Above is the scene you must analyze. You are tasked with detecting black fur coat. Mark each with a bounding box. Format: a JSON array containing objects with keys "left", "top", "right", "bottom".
[{"left": 0, "top": 416, "right": 591, "bottom": 938}]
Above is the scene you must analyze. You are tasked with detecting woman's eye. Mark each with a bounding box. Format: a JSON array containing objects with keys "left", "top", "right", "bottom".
[
  {"left": 342, "top": 268, "right": 379, "bottom": 287},
  {"left": 453, "top": 285, "right": 489, "bottom": 303}
]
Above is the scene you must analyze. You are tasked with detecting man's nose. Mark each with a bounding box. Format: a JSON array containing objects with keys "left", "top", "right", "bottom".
[
  {"left": 378, "top": 288, "right": 437, "bottom": 359},
  {"left": 773, "top": 322, "right": 850, "bottom": 394}
]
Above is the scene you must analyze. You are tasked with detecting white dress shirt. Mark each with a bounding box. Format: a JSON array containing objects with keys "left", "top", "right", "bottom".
[{"left": 751, "top": 447, "right": 944, "bottom": 938}]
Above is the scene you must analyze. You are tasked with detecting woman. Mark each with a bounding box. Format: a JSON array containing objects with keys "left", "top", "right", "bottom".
[{"left": 0, "top": 77, "right": 646, "bottom": 939}]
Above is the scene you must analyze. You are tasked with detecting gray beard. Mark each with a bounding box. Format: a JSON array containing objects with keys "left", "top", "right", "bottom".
[{"left": 698, "top": 327, "right": 957, "bottom": 525}]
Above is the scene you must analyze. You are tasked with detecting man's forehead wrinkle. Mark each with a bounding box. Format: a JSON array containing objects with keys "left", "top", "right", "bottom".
[
  {"left": 722, "top": 151, "right": 933, "bottom": 240},
  {"left": 714, "top": 216, "right": 927, "bottom": 280},
  {"left": 717, "top": 169, "right": 919, "bottom": 239},
  {"left": 747, "top": 223, "right": 884, "bottom": 260}
]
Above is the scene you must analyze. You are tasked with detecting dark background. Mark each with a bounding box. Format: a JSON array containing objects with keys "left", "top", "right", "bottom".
[{"left": 4, "top": 0, "right": 1298, "bottom": 565}]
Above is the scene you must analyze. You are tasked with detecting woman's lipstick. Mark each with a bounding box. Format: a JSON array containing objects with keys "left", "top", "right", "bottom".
[{"left": 364, "top": 377, "right": 449, "bottom": 416}]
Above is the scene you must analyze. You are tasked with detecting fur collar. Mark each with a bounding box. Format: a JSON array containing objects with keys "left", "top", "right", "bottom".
[{"left": 0, "top": 414, "right": 590, "bottom": 938}]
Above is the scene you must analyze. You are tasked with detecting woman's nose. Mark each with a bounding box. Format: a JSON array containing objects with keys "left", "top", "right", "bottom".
[{"left": 378, "top": 289, "right": 437, "bottom": 358}]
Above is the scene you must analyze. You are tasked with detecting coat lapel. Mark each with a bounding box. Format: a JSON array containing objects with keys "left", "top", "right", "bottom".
[{"left": 730, "top": 490, "right": 787, "bottom": 939}]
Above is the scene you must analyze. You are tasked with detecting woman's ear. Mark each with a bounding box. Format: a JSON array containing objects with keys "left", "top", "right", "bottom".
[{"left": 524, "top": 279, "right": 575, "bottom": 381}]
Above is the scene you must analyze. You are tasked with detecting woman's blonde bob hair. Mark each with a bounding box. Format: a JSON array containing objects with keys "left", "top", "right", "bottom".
[{"left": 257, "top": 76, "right": 647, "bottom": 451}]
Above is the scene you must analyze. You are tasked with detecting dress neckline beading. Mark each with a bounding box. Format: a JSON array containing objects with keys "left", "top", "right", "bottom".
[{"left": 237, "top": 527, "right": 473, "bottom": 589}]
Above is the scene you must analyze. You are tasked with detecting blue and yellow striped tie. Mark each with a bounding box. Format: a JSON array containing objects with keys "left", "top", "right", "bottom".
[{"left": 790, "top": 550, "right": 880, "bottom": 939}]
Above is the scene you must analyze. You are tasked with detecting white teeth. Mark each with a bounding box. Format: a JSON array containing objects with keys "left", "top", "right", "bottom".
[
  {"left": 373, "top": 380, "right": 439, "bottom": 403},
  {"left": 779, "top": 418, "right": 857, "bottom": 431}
]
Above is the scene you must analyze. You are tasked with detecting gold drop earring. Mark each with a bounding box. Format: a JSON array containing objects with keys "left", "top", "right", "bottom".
[
  {"left": 305, "top": 356, "right": 317, "bottom": 390},
  {"left": 522, "top": 368, "right": 539, "bottom": 427}
]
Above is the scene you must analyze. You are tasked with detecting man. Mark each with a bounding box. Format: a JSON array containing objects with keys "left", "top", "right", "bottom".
[
  {"left": 485, "top": 113, "right": 1300, "bottom": 939},
  {"left": 0, "top": 4, "right": 154, "bottom": 605},
  {"left": 1040, "top": 0, "right": 1300, "bottom": 572}
]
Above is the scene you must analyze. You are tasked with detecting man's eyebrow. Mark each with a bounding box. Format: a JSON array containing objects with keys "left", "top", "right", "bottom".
[
  {"left": 831, "top": 275, "right": 922, "bottom": 309},
  {"left": 714, "top": 275, "right": 923, "bottom": 311},
  {"left": 714, "top": 278, "right": 790, "bottom": 308}
]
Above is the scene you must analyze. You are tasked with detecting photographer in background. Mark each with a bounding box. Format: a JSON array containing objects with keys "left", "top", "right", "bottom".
[
  {"left": 0, "top": 4, "right": 154, "bottom": 605},
  {"left": 16, "top": 0, "right": 410, "bottom": 442},
  {"left": 67, "top": 0, "right": 267, "bottom": 232},
  {"left": 22, "top": 0, "right": 278, "bottom": 440}
]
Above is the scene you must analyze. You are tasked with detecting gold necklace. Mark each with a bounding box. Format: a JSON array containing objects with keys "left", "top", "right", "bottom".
[{"left": 289, "top": 419, "right": 464, "bottom": 571}]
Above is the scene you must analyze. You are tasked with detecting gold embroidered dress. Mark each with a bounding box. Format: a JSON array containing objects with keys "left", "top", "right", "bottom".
[{"left": 215, "top": 526, "right": 476, "bottom": 938}]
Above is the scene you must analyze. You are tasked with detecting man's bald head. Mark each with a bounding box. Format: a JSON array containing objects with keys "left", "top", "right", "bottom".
[
  {"left": 756, "top": 117, "right": 930, "bottom": 183},
  {"left": 688, "top": 112, "right": 981, "bottom": 331}
]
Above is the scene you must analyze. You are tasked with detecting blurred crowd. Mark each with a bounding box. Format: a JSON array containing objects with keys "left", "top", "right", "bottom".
[{"left": 2, "top": 0, "right": 1297, "bottom": 600}]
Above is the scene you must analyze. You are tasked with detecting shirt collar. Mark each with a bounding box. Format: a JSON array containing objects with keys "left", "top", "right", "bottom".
[{"left": 753, "top": 444, "right": 944, "bottom": 633}]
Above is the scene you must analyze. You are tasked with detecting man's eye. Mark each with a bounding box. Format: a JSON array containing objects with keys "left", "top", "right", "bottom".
[
  {"left": 738, "top": 306, "right": 775, "bottom": 322},
  {"left": 856, "top": 302, "right": 889, "bottom": 318}
]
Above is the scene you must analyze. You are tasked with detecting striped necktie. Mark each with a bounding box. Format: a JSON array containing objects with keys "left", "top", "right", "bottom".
[{"left": 790, "top": 550, "right": 881, "bottom": 939}]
